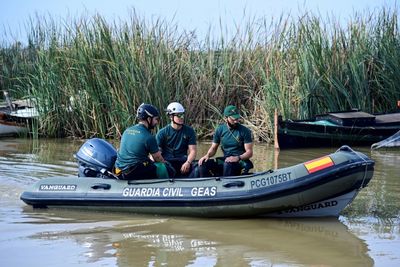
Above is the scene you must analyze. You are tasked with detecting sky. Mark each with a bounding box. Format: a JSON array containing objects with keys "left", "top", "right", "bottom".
[{"left": 0, "top": 0, "right": 398, "bottom": 44}]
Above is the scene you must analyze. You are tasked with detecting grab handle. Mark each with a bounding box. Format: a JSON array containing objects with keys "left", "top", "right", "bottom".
[
  {"left": 91, "top": 183, "right": 111, "bottom": 190},
  {"left": 223, "top": 181, "right": 245, "bottom": 188}
]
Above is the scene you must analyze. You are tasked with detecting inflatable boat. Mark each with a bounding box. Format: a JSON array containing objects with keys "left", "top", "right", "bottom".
[{"left": 20, "top": 139, "right": 375, "bottom": 218}]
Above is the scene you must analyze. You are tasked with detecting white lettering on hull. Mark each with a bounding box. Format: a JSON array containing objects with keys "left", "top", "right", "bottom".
[
  {"left": 122, "top": 186, "right": 217, "bottom": 198},
  {"left": 39, "top": 184, "right": 77, "bottom": 191},
  {"left": 191, "top": 187, "right": 217, "bottom": 197}
]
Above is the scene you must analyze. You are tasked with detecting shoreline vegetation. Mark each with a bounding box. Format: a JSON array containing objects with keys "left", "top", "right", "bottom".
[{"left": 0, "top": 8, "right": 399, "bottom": 142}]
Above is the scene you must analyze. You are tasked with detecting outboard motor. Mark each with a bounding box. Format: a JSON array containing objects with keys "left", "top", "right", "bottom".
[{"left": 74, "top": 138, "right": 117, "bottom": 178}]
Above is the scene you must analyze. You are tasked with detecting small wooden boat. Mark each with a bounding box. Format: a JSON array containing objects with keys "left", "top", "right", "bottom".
[
  {"left": 0, "top": 118, "right": 29, "bottom": 137},
  {"left": 20, "top": 139, "right": 374, "bottom": 218},
  {"left": 277, "top": 110, "right": 400, "bottom": 149},
  {"left": 0, "top": 92, "right": 38, "bottom": 137},
  {"left": 0, "top": 107, "right": 38, "bottom": 137}
]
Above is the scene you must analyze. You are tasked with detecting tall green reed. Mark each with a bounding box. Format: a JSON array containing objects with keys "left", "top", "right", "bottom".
[{"left": 0, "top": 8, "right": 399, "bottom": 142}]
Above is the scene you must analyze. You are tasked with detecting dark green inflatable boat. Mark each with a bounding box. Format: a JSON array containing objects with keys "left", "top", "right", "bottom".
[{"left": 20, "top": 139, "right": 374, "bottom": 218}]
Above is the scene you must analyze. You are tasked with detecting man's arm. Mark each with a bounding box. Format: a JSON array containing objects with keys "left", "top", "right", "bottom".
[{"left": 151, "top": 151, "right": 166, "bottom": 163}]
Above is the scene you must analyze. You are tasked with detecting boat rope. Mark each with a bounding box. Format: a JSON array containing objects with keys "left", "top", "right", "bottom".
[
  {"left": 359, "top": 156, "right": 369, "bottom": 189},
  {"left": 128, "top": 176, "right": 221, "bottom": 185},
  {"left": 126, "top": 171, "right": 271, "bottom": 185},
  {"left": 336, "top": 145, "right": 369, "bottom": 190}
]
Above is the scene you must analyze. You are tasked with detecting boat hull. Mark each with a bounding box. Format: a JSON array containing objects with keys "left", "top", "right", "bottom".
[
  {"left": 278, "top": 111, "right": 400, "bottom": 149},
  {"left": 21, "top": 147, "right": 374, "bottom": 218},
  {"left": 371, "top": 130, "right": 400, "bottom": 149},
  {"left": 0, "top": 121, "right": 29, "bottom": 137},
  {"left": 263, "top": 190, "right": 358, "bottom": 217},
  {"left": 0, "top": 105, "right": 37, "bottom": 137}
]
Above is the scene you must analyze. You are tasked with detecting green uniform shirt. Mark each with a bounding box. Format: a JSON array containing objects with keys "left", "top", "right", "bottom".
[
  {"left": 115, "top": 124, "right": 159, "bottom": 170},
  {"left": 156, "top": 124, "right": 197, "bottom": 160},
  {"left": 213, "top": 123, "right": 253, "bottom": 157}
]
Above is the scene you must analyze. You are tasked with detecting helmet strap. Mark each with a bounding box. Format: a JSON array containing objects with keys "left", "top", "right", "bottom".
[
  {"left": 147, "top": 117, "right": 155, "bottom": 130},
  {"left": 171, "top": 115, "right": 183, "bottom": 127}
]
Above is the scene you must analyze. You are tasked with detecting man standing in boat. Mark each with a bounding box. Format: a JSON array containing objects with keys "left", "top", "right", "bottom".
[
  {"left": 198, "top": 105, "right": 254, "bottom": 177},
  {"left": 156, "top": 102, "right": 197, "bottom": 177},
  {"left": 114, "top": 103, "right": 167, "bottom": 179}
]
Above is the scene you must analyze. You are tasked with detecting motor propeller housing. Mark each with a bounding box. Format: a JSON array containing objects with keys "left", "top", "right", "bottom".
[{"left": 74, "top": 138, "right": 117, "bottom": 178}]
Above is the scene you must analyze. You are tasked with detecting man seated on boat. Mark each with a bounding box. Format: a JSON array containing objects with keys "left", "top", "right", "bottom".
[
  {"left": 114, "top": 103, "right": 170, "bottom": 179},
  {"left": 156, "top": 102, "right": 197, "bottom": 177},
  {"left": 197, "top": 105, "right": 254, "bottom": 177}
]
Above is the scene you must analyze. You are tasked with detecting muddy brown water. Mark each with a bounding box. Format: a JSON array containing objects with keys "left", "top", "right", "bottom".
[{"left": 0, "top": 138, "right": 399, "bottom": 266}]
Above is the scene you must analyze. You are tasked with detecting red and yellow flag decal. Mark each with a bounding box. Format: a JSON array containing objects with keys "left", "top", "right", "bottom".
[{"left": 304, "top": 156, "right": 334, "bottom": 173}]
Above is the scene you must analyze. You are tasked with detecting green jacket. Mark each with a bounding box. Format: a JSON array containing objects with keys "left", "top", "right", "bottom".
[
  {"left": 115, "top": 124, "right": 159, "bottom": 170},
  {"left": 156, "top": 124, "right": 196, "bottom": 160},
  {"left": 213, "top": 123, "right": 253, "bottom": 157}
]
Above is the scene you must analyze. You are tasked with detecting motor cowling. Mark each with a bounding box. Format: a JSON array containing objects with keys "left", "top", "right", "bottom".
[{"left": 74, "top": 138, "right": 117, "bottom": 178}]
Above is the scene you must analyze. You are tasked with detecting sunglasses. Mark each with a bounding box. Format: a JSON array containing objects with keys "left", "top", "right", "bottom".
[{"left": 174, "top": 113, "right": 185, "bottom": 118}]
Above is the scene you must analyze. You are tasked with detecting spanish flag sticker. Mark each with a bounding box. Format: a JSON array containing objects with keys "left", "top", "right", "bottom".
[{"left": 304, "top": 156, "right": 334, "bottom": 173}]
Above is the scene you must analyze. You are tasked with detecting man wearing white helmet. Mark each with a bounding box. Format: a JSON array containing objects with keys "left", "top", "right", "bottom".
[{"left": 156, "top": 102, "right": 197, "bottom": 177}]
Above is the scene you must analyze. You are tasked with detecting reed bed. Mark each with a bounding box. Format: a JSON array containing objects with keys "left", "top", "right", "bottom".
[{"left": 0, "top": 8, "right": 399, "bottom": 142}]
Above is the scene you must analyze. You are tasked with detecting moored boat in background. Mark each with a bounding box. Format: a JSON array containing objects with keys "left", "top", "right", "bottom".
[
  {"left": 277, "top": 110, "right": 400, "bottom": 149},
  {"left": 0, "top": 91, "right": 38, "bottom": 137}
]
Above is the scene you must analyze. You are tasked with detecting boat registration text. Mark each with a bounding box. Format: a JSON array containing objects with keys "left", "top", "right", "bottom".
[{"left": 251, "top": 172, "right": 292, "bottom": 189}]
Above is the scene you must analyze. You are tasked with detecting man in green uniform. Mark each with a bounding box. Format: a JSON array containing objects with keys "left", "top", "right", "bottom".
[
  {"left": 114, "top": 103, "right": 166, "bottom": 180},
  {"left": 198, "top": 105, "right": 254, "bottom": 177},
  {"left": 156, "top": 102, "right": 197, "bottom": 177}
]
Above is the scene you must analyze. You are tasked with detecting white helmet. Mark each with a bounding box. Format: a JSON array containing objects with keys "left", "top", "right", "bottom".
[{"left": 166, "top": 102, "right": 185, "bottom": 115}]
